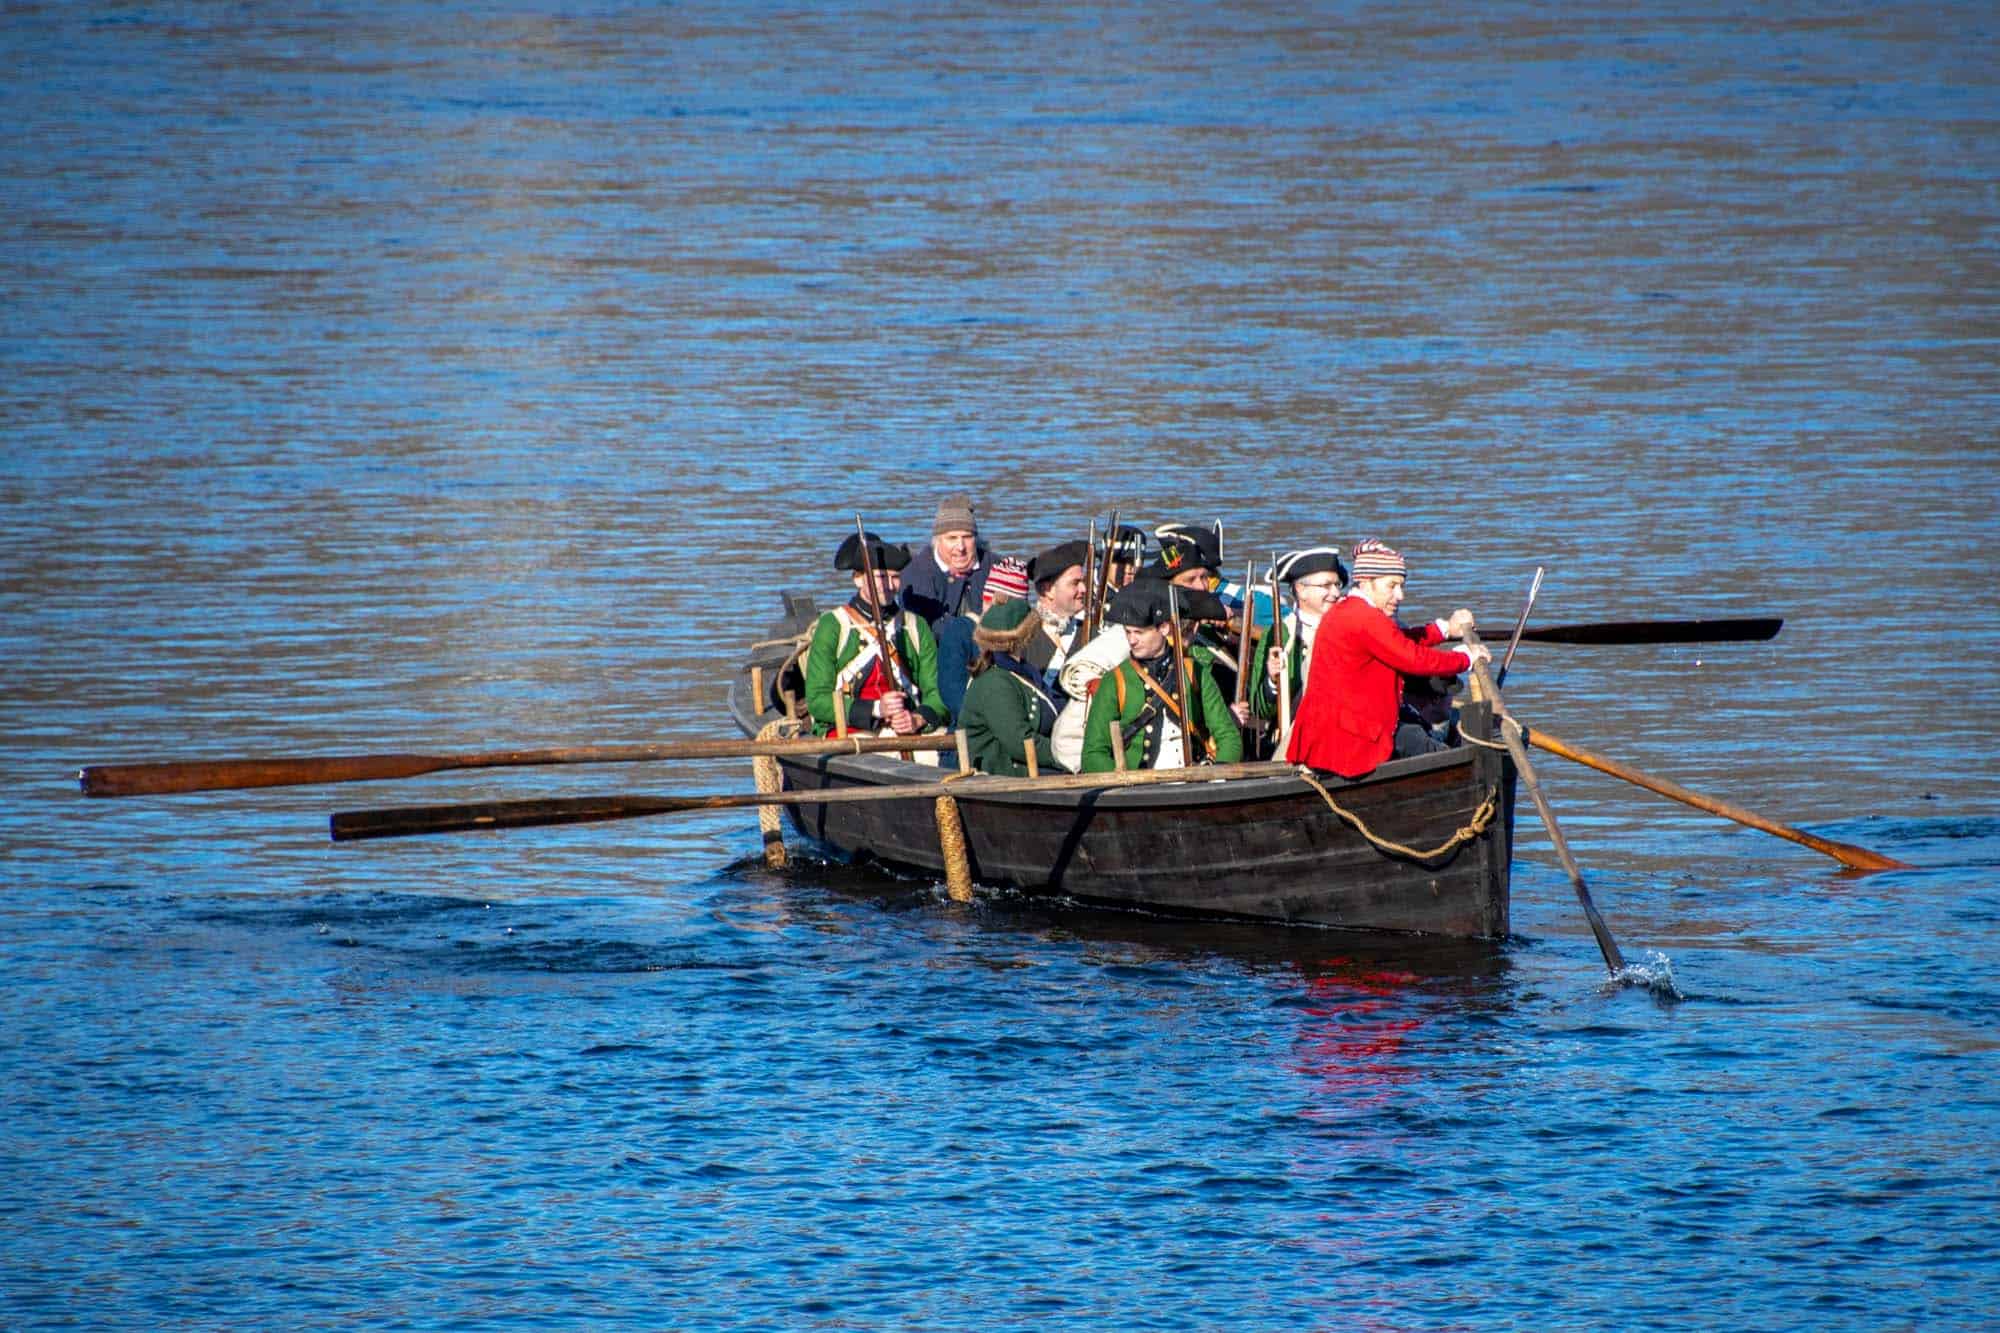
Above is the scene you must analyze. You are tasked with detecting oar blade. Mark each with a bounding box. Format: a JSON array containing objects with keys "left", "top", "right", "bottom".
[
  {"left": 1524, "top": 728, "right": 1910, "bottom": 872},
  {"left": 1815, "top": 840, "right": 1911, "bottom": 873},
  {"left": 330, "top": 794, "right": 718, "bottom": 842},
  {"left": 1518, "top": 617, "right": 1783, "bottom": 646},
  {"left": 81, "top": 754, "right": 448, "bottom": 797}
]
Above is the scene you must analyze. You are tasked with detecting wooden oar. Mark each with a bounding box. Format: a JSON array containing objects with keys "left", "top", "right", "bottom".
[
  {"left": 79, "top": 734, "right": 958, "bottom": 798},
  {"left": 1521, "top": 728, "right": 1909, "bottom": 872},
  {"left": 330, "top": 760, "right": 1300, "bottom": 841},
  {"left": 1465, "top": 629, "right": 1627, "bottom": 974},
  {"left": 1514, "top": 617, "right": 1782, "bottom": 646}
]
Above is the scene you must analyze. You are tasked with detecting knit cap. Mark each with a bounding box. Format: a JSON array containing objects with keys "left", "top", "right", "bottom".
[
  {"left": 933, "top": 494, "right": 978, "bottom": 536},
  {"left": 985, "top": 556, "right": 1030, "bottom": 602},
  {"left": 1349, "top": 539, "right": 1407, "bottom": 581}
]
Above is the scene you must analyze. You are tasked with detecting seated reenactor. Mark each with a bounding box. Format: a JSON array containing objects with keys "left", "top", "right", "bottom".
[
  {"left": 900, "top": 494, "right": 995, "bottom": 627},
  {"left": 1080, "top": 580, "right": 1244, "bottom": 773},
  {"left": 1142, "top": 523, "right": 1222, "bottom": 593},
  {"left": 1140, "top": 526, "right": 1258, "bottom": 708},
  {"left": 1022, "top": 539, "right": 1090, "bottom": 693},
  {"left": 1287, "top": 539, "right": 1487, "bottom": 778},
  {"left": 1101, "top": 525, "right": 1148, "bottom": 592},
  {"left": 1250, "top": 546, "right": 1347, "bottom": 738},
  {"left": 804, "top": 531, "right": 947, "bottom": 740},
  {"left": 934, "top": 555, "right": 1029, "bottom": 723},
  {"left": 957, "top": 599, "right": 1065, "bottom": 777},
  {"left": 1399, "top": 669, "right": 1464, "bottom": 754}
]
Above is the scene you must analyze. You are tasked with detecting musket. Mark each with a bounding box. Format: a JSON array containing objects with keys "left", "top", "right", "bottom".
[
  {"left": 851, "top": 515, "right": 912, "bottom": 695},
  {"left": 1272, "top": 550, "right": 1292, "bottom": 749},
  {"left": 1232, "top": 559, "right": 1254, "bottom": 711},
  {"left": 1094, "top": 505, "right": 1120, "bottom": 629},
  {"left": 1082, "top": 517, "right": 1099, "bottom": 640},
  {"left": 1495, "top": 565, "right": 1545, "bottom": 689},
  {"left": 1166, "top": 583, "right": 1210, "bottom": 765}
]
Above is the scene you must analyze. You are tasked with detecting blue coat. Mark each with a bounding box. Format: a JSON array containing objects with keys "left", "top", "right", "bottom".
[{"left": 899, "top": 542, "right": 993, "bottom": 626}]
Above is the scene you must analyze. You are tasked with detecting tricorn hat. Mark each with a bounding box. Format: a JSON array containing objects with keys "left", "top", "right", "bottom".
[
  {"left": 1105, "top": 580, "right": 1229, "bottom": 629},
  {"left": 835, "top": 531, "right": 912, "bottom": 573},
  {"left": 1274, "top": 546, "right": 1347, "bottom": 587},
  {"left": 1028, "top": 540, "right": 1089, "bottom": 590},
  {"left": 1102, "top": 524, "right": 1148, "bottom": 563},
  {"left": 1154, "top": 520, "right": 1222, "bottom": 571}
]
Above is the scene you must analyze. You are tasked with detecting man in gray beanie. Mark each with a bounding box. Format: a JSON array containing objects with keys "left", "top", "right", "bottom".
[{"left": 899, "top": 493, "right": 995, "bottom": 627}]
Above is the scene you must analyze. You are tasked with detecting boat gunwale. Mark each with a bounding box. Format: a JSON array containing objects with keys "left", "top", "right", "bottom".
[{"left": 726, "top": 655, "right": 1484, "bottom": 810}]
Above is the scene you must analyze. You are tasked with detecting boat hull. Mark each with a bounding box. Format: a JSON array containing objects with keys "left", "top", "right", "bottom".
[{"left": 732, "top": 621, "right": 1516, "bottom": 938}]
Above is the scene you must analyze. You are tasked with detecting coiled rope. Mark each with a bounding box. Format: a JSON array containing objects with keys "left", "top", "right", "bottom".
[
  {"left": 752, "top": 716, "right": 806, "bottom": 868},
  {"left": 1292, "top": 764, "right": 1498, "bottom": 864}
]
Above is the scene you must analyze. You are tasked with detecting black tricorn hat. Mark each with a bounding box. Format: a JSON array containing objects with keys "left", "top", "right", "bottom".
[
  {"left": 1154, "top": 521, "right": 1221, "bottom": 569},
  {"left": 1102, "top": 524, "right": 1148, "bottom": 562},
  {"left": 1105, "top": 579, "right": 1229, "bottom": 629},
  {"left": 1274, "top": 546, "right": 1347, "bottom": 587},
  {"left": 1171, "top": 585, "right": 1231, "bottom": 624},
  {"left": 1028, "top": 539, "right": 1089, "bottom": 589},
  {"left": 835, "top": 531, "right": 912, "bottom": 573},
  {"left": 1153, "top": 524, "right": 1220, "bottom": 575}
]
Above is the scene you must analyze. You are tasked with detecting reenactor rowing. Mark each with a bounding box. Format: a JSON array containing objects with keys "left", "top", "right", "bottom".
[{"left": 800, "top": 503, "right": 1492, "bottom": 781}]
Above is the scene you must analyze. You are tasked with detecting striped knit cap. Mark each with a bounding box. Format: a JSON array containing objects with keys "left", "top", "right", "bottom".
[
  {"left": 985, "top": 556, "right": 1030, "bottom": 602},
  {"left": 1349, "top": 539, "right": 1407, "bottom": 581}
]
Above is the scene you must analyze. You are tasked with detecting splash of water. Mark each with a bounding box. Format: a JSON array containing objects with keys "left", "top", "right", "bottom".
[{"left": 1611, "top": 949, "right": 1683, "bottom": 1000}]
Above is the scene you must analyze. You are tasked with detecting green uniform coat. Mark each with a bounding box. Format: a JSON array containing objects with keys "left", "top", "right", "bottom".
[
  {"left": 958, "top": 665, "right": 1061, "bottom": 777},
  {"left": 1248, "top": 616, "right": 1309, "bottom": 723},
  {"left": 1079, "top": 647, "right": 1244, "bottom": 774},
  {"left": 804, "top": 605, "right": 945, "bottom": 736}
]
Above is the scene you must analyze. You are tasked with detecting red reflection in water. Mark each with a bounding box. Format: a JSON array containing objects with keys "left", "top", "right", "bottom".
[{"left": 1288, "top": 958, "right": 1423, "bottom": 1112}]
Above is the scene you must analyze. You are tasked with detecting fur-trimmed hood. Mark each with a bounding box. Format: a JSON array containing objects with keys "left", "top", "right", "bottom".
[{"left": 973, "top": 599, "right": 1044, "bottom": 656}]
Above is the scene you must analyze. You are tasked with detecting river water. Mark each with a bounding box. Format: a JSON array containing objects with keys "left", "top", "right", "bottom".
[{"left": 4, "top": 2, "right": 1997, "bottom": 1327}]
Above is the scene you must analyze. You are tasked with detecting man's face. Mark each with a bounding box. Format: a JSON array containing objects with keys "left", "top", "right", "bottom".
[
  {"left": 1126, "top": 623, "right": 1167, "bottom": 658},
  {"left": 1292, "top": 574, "right": 1342, "bottom": 615},
  {"left": 933, "top": 530, "right": 977, "bottom": 576},
  {"left": 1357, "top": 574, "right": 1405, "bottom": 615},
  {"left": 853, "top": 568, "right": 901, "bottom": 609},
  {"left": 1041, "top": 565, "right": 1088, "bottom": 618},
  {"left": 1170, "top": 567, "right": 1212, "bottom": 592}
]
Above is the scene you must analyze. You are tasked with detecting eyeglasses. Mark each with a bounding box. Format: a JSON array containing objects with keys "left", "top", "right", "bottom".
[{"left": 1295, "top": 580, "right": 1341, "bottom": 594}]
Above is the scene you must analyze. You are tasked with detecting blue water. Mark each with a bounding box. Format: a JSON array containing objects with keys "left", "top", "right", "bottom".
[{"left": 4, "top": 2, "right": 1998, "bottom": 1327}]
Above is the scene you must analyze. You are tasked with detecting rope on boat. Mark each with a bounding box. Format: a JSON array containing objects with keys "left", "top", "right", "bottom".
[
  {"left": 1292, "top": 765, "right": 1499, "bottom": 864},
  {"left": 752, "top": 717, "right": 805, "bottom": 868},
  {"left": 934, "top": 794, "right": 975, "bottom": 904},
  {"left": 746, "top": 631, "right": 814, "bottom": 721}
]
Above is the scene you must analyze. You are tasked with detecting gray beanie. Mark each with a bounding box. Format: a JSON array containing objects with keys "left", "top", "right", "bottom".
[{"left": 933, "top": 494, "right": 978, "bottom": 536}]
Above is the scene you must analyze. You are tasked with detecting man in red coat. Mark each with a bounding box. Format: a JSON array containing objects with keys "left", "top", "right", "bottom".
[{"left": 1285, "top": 540, "right": 1492, "bottom": 778}]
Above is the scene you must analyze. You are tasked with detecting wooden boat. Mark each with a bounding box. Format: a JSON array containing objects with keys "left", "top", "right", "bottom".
[{"left": 733, "top": 597, "right": 1519, "bottom": 939}]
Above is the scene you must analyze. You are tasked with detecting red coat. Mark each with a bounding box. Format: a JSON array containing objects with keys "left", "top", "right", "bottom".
[{"left": 1285, "top": 596, "right": 1471, "bottom": 778}]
